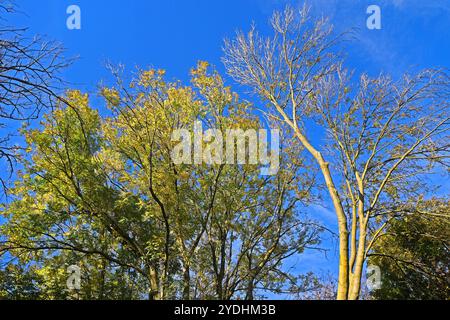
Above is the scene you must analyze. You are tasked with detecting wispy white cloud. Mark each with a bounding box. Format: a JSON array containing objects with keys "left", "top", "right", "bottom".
[
  {"left": 308, "top": 204, "right": 337, "bottom": 226},
  {"left": 385, "top": 0, "right": 450, "bottom": 13},
  {"left": 255, "top": 1, "right": 449, "bottom": 74}
]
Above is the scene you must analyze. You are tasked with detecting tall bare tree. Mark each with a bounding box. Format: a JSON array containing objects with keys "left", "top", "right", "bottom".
[{"left": 223, "top": 5, "right": 450, "bottom": 299}]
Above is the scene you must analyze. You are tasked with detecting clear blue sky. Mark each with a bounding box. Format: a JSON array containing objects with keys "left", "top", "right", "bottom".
[{"left": 5, "top": 0, "right": 450, "bottom": 297}]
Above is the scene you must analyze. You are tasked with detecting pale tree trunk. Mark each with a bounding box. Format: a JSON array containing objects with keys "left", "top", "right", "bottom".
[
  {"left": 347, "top": 178, "right": 367, "bottom": 300},
  {"left": 317, "top": 159, "right": 349, "bottom": 300},
  {"left": 348, "top": 224, "right": 367, "bottom": 300},
  {"left": 293, "top": 125, "right": 350, "bottom": 299},
  {"left": 268, "top": 91, "right": 351, "bottom": 299}
]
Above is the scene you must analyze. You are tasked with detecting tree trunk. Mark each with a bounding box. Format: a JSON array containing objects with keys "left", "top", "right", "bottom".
[
  {"left": 317, "top": 158, "right": 349, "bottom": 300},
  {"left": 291, "top": 124, "right": 350, "bottom": 299},
  {"left": 245, "top": 277, "right": 254, "bottom": 300},
  {"left": 348, "top": 229, "right": 366, "bottom": 300},
  {"left": 148, "top": 266, "right": 159, "bottom": 300},
  {"left": 182, "top": 265, "right": 190, "bottom": 300}
]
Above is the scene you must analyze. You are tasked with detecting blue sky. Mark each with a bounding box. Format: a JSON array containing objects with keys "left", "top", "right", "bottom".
[
  {"left": 4, "top": 0, "right": 450, "bottom": 297},
  {"left": 11, "top": 0, "right": 450, "bottom": 85}
]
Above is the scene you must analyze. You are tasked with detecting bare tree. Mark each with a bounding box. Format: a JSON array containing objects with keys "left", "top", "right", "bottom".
[
  {"left": 0, "top": 1, "right": 68, "bottom": 192},
  {"left": 223, "top": 5, "right": 450, "bottom": 299}
]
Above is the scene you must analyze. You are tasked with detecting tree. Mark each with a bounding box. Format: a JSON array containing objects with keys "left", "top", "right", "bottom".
[
  {"left": 223, "top": 5, "right": 450, "bottom": 299},
  {"left": 0, "top": 62, "right": 321, "bottom": 299},
  {"left": 368, "top": 198, "right": 450, "bottom": 300},
  {"left": 99, "top": 61, "right": 322, "bottom": 299},
  {"left": 0, "top": 1, "right": 68, "bottom": 192},
  {"left": 0, "top": 264, "right": 42, "bottom": 299}
]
